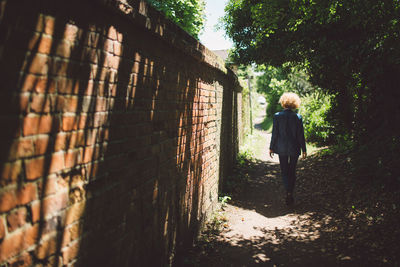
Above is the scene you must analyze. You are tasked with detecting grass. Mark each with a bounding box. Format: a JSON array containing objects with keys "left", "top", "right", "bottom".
[
  {"left": 242, "top": 122, "right": 323, "bottom": 160},
  {"left": 240, "top": 130, "right": 268, "bottom": 159},
  {"left": 306, "top": 142, "right": 321, "bottom": 155}
]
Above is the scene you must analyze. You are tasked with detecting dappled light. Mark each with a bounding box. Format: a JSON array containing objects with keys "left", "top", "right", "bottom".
[
  {"left": 185, "top": 107, "right": 400, "bottom": 266},
  {"left": 187, "top": 152, "right": 400, "bottom": 265},
  {"left": 0, "top": 0, "right": 243, "bottom": 265},
  {"left": 2, "top": 0, "right": 399, "bottom": 265}
]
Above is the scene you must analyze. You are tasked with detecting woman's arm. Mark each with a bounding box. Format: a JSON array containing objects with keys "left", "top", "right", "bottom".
[
  {"left": 297, "top": 115, "right": 307, "bottom": 158},
  {"left": 270, "top": 115, "right": 278, "bottom": 157}
]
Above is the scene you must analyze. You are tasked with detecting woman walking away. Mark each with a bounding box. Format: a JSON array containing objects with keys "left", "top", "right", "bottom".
[{"left": 269, "top": 92, "right": 307, "bottom": 206}]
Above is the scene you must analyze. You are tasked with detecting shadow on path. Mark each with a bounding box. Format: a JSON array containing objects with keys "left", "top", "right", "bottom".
[{"left": 181, "top": 121, "right": 400, "bottom": 266}]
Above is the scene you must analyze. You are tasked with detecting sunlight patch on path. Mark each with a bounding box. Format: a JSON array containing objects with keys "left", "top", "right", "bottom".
[
  {"left": 220, "top": 204, "right": 330, "bottom": 247},
  {"left": 252, "top": 108, "right": 279, "bottom": 163}
]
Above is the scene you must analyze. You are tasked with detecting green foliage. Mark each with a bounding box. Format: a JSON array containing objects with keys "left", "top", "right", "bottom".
[
  {"left": 255, "top": 65, "right": 314, "bottom": 117},
  {"left": 264, "top": 78, "right": 285, "bottom": 117},
  {"left": 224, "top": 0, "right": 400, "bottom": 180},
  {"left": 236, "top": 151, "right": 253, "bottom": 166},
  {"left": 259, "top": 116, "right": 273, "bottom": 133},
  {"left": 218, "top": 196, "right": 232, "bottom": 208},
  {"left": 146, "top": 0, "right": 206, "bottom": 38},
  {"left": 256, "top": 66, "right": 285, "bottom": 117},
  {"left": 239, "top": 128, "right": 267, "bottom": 160},
  {"left": 299, "top": 92, "right": 334, "bottom": 145}
]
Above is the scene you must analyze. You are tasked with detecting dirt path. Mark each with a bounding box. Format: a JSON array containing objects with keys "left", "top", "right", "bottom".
[{"left": 181, "top": 110, "right": 400, "bottom": 267}]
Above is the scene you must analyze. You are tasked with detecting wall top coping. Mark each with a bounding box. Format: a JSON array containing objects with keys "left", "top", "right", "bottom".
[{"left": 100, "top": 0, "right": 232, "bottom": 76}]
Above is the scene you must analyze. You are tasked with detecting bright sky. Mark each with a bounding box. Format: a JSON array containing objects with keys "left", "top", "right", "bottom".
[{"left": 199, "top": 0, "right": 233, "bottom": 51}]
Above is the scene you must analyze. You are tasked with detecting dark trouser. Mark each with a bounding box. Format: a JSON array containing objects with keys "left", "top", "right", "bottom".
[{"left": 278, "top": 155, "right": 299, "bottom": 194}]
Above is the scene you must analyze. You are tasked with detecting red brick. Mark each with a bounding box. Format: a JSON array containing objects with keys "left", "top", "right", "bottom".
[
  {"left": 34, "top": 135, "right": 51, "bottom": 155},
  {"left": 128, "top": 74, "right": 138, "bottom": 87},
  {"left": 28, "top": 34, "right": 53, "bottom": 54},
  {"left": 62, "top": 115, "right": 78, "bottom": 132},
  {"left": 117, "top": 31, "right": 123, "bottom": 42},
  {"left": 56, "top": 40, "right": 72, "bottom": 58},
  {"left": 42, "top": 192, "right": 69, "bottom": 218},
  {"left": 0, "top": 223, "right": 39, "bottom": 262},
  {"left": 77, "top": 115, "right": 88, "bottom": 129},
  {"left": 65, "top": 149, "right": 83, "bottom": 169},
  {"left": 98, "top": 67, "right": 109, "bottom": 81},
  {"left": 30, "top": 201, "right": 41, "bottom": 224},
  {"left": 23, "top": 115, "right": 57, "bottom": 136},
  {"left": 6, "top": 207, "right": 28, "bottom": 232},
  {"left": 55, "top": 132, "right": 67, "bottom": 151},
  {"left": 1, "top": 161, "right": 23, "bottom": 185},
  {"left": 56, "top": 131, "right": 86, "bottom": 151},
  {"left": 86, "top": 161, "right": 99, "bottom": 178},
  {"left": 69, "top": 131, "right": 85, "bottom": 149},
  {"left": 0, "top": 217, "right": 5, "bottom": 240},
  {"left": 93, "top": 113, "right": 108, "bottom": 128},
  {"left": 113, "top": 42, "right": 123, "bottom": 56},
  {"left": 30, "top": 94, "right": 56, "bottom": 113},
  {"left": 7, "top": 252, "right": 32, "bottom": 267},
  {"left": 0, "top": 188, "right": 18, "bottom": 213},
  {"left": 36, "top": 14, "right": 55, "bottom": 35},
  {"left": 24, "top": 156, "right": 45, "bottom": 180},
  {"left": 57, "top": 95, "right": 79, "bottom": 113},
  {"left": 82, "top": 146, "right": 98, "bottom": 164},
  {"left": 133, "top": 52, "right": 141, "bottom": 62},
  {"left": 131, "top": 61, "right": 140, "bottom": 73},
  {"left": 65, "top": 202, "right": 85, "bottom": 226},
  {"left": 109, "top": 55, "right": 120, "bottom": 69},
  {"left": 82, "top": 47, "right": 99, "bottom": 64},
  {"left": 57, "top": 77, "right": 80, "bottom": 95},
  {"left": 94, "top": 82, "right": 106, "bottom": 97},
  {"left": 80, "top": 96, "right": 93, "bottom": 113},
  {"left": 37, "top": 175, "right": 58, "bottom": 197},
  {"left": 85, "top": 81, "right": 94, "bottom": 96},
  {"left": 24, "top": 153, "right": 65, "bottom": 180},
  {"left": 103, "top": 39, "right": 114, "bottom": 53},
  {"left": 63, "top": 24, "right": 80, "bottom": 42},
  {"left": 50, "top": 58, "right": 69, "bottom": 77},
  {"left": 62, "top": 240, "right": 80, "bottom": 265},
  {"left": 61, "top": 222, "right": 82, "bottom": 247},
  {"left": 17, "top": 183, "right": 38, "bottom": 206},
  {"left": 57, "top": 175, "right": 69, "bottom": 191},
  {"left": 19, "top": 93, "right": 30, "bottom": 113},
  {"left": 108, "top": 83, "right": 117, "bottom": 98},
  {"left": 107, "top": 26, "right": 118, "bottom": 40},
  {"left": 27, "top": 53, "right": 50, "bottom": 75},
  {"left": 49, "top": 153, "right": 65, "bottom": 174},
  {"left": 21, "top": 74, "right": 56, "bottom": 94},
  {"left": 85, "top": 31, "right": 100, "bottom": 48},
  {"left": 85, "top": 129, "right": 97, "bottom": 146},
  {"left": 35, "top": 234, "right": 58, "bottom": 260}
]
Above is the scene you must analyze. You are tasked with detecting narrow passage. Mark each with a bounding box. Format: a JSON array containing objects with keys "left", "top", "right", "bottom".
[{"left": 182, "top": 109, "right": 400, "bottom": 266}]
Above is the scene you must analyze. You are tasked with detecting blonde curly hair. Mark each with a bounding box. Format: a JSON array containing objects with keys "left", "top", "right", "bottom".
[{"left": 279, "top": 92, "right": 301, "bottom": 109}]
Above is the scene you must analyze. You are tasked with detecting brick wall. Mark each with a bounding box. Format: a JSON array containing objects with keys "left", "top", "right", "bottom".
[{"left": 0, "top": 0, "right": 243, "bottom": 265}]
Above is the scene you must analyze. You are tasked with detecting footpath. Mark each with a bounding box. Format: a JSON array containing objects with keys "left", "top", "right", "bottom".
[{"left": 180, "top": 109, "right": 400, "bottom": 267}]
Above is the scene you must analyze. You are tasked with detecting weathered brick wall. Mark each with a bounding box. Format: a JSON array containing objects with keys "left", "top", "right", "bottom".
[{"left": 0, "top": 0, "right": 242, "bottom": 265}]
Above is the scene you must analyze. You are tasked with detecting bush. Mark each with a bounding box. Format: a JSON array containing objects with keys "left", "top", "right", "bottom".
[
  {"left": 299, "top": 92, "right": 334, "bottom": 146},
  {"left": 265, "top": 78, "right": 286, "bottom": 117}
]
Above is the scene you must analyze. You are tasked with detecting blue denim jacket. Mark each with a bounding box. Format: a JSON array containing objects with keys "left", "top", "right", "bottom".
[{"left": 270, "top": 109, "right": 306, "bottom": 156}]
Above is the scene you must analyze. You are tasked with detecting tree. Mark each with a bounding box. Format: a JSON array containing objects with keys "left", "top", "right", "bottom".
[
  {"left": 223, "top": 0, "right": 400, "bottom": 180},
  {"left": 147, "top": 0, "right": 206, "bottom": 38}
]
